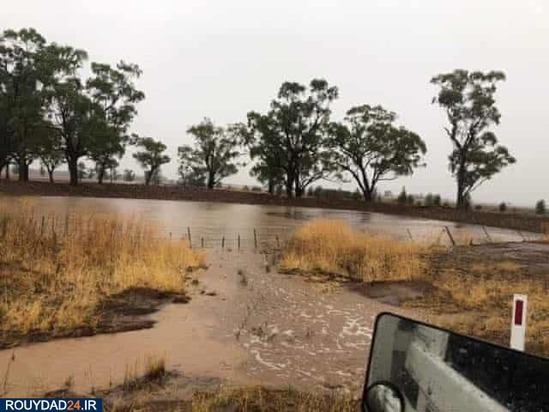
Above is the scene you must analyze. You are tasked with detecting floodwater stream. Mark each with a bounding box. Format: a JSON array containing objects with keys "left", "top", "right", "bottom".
[{"left": 0, "top": 197, "right": 538, "bottom": 397}]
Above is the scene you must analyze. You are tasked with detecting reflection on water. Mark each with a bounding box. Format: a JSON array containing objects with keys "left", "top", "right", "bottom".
[{"left": 8, "top": 196, "right": 536, "bottom": 246}]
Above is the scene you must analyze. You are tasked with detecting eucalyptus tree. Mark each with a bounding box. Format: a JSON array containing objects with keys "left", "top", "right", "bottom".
[
  {"left": 132, "top": 136, "right": 171, "bottom": 186},
  {"left": 431, "top": 70, "right": 516, "bottom": 207},
  {"left": 328, "top": 105, "right": 426, "bottom": 202},
  {"left": 86, "top": 61, "right": 144, "bottom": 184},
  {"left": 241, "top": 79, "right": 338, "bottom": 198},
  {"left": 178, "top": 118, "right": 240, "bottom": 189},
  {"left": 0, "top": 28, "right": 49, "bottom": 180}
]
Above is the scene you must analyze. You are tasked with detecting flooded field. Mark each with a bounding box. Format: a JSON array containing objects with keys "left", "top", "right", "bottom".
[
  {"left": 0, "top": 196, "right": 543, "bottom": 398},
  {"left": 0, "top": 247, "right": 421, "bottom": 398},
  {"left": 9, "top": 196, "right": 537, "bottom": 246}
]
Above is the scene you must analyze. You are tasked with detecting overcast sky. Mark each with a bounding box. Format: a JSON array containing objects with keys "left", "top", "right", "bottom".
[{"left": 3, "top": 0, "right": 548, "bottom": 206}]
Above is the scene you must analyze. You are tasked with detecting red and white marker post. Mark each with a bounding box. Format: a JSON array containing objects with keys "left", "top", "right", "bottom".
[{"left": 510, "top": 294, "right": 527, "bottom": 351}]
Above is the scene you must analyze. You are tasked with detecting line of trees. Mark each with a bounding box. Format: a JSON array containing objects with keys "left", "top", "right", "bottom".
[
  {"left": 0, "top": 28, "right": 517, "bottom": 208},
  {"left": 0, "top": 28, "right": 159, "bottom": 185}
]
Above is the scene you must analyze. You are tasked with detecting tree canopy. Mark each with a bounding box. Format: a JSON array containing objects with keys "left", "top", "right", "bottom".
[
  {"left": 178, "top": 118, "right": 240, "bottom": 189},
  {"left": 132, "top": 136, "right": 170, "bottom": 185},
  {"left": 328, "top": 105, "right": 426, "bottom": 202},
  {"left": 0, "top": 27, "right": 144, "bottom": 185},
  {"left": 240, "top": 79, "right": 338, "bottom": 198},
  {"left": 431, "top": 69, "right": 516, "bottom": 207}
]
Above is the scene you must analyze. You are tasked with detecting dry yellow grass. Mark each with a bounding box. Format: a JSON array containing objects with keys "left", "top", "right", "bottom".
[
  {"left": 123, "top": 355, "right": 167, "bottom": 391},
  {"left": 280, "top": 220, "right": 548, "bottom": 356},
  {"left": 408, "top": 260, "right": 549, "bottom": 357},
  {"left": 191, "top": 386, "right": 358, "bottom": 412},
  {"left": 0, "top": 201, "right": 204, "bottom": 338},
  {"left": 279, "top": 219, "right": 428, "bottom": 282}
]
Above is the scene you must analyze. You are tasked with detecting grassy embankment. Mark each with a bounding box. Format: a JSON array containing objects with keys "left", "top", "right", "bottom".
[
  {"left": 279, "top": 219, "right": 548, "bottom": 357},
  {"left": 0, "top": 199, "right": 205, "bottom": 347}
]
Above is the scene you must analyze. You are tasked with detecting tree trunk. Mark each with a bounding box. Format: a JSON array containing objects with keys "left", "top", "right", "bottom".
[
  {"left": 48, "top": 169, "right": 54, "bottom": 183},
  {"left": 362, "top": 189, "right": 373, "bottom": 203},
  {"left": 295, "top": 184, "right": 303, "bottom": 198},
  {"left": 18, "top": 162, "right": 29, "bottom": 182},
  {"left": 207, "top": 172, "right": 215, "bottom": 190},
  {"left": 456, "top": 158, "right": 467, "bottom": 208},
  {"left": 144, "top": 170, "right": 151, "bottom": 186},
  {"left": 97, "top": 166, "right": 105, "bottom": 185},
  {"left": 68, "top": 158, "right": 78, "bottom": 186},
  {"left": 267, "top": 179, "right": 275, "bottom": 194},
  {"left": 285, "top": 169, "right": 294, "bottom": 198},
  {"left": 5, "top": 164, "right": 9, "bottom": 180}
]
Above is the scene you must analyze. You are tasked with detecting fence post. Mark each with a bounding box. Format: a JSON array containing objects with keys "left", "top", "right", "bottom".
[
  {"left": 276, "top": 235, "right": 280, "bottom": 248},
  {"left": 254, "top": 229, "right": 258, "bottom": 249},
  {"left": 201, "top": 237, "right": 204, "bottom": 248},
  {"left": 187, "top": 227, "right": 192, "bottom": 248},
  {"left": 222, "top": 236, "right": 225, "bottom": 249},
  {"left": 444, "top": 226, "right": 456, "bottom": 246},
  {"left": 406, "top": 228, "right": 413, "bottom": 241},
  {"left": 238, "top": 234, "right": 241, "bottom": 251},
  {"left": 482, "top": 226, "right": 492, "bottom": 243}
]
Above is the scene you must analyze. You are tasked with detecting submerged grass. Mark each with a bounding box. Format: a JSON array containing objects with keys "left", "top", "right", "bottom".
[
  {"left": 279, "top": 219, "right": 428, "bottom": 282},
  {"left": 0, "top": 199, "right": 205, "bottom": 340}
]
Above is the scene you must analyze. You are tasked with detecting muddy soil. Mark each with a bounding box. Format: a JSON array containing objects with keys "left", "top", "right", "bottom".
[
  {"left": 0, "top": 288, "right": 190, "bottom": 350},
  {"left": 2, "top": 242, "right": 546, "bottom": 399},
  {"left": 0, "top": 250, "right": 420, "bottom": 397}
]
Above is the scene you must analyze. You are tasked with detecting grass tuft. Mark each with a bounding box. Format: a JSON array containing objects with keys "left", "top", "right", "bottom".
[
  {"left": 279, "top": 219, "right": 428, "bottom": 282},
  {"left": 0, "top": 201, "right": 205, "bottom": 339},
  {"left": 123, "top": 355, "right": 167, "bottom": 392},
  {"left": 191, "top": 386, "right": 358, "bottom": 412}
]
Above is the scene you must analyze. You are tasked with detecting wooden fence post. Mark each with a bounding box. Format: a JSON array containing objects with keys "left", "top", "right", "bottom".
[
  {"left": 444, "top": 226, "right": 456, "bottom": 246},
  {"left": 482, "top": 226, "right": 492, "bottom": 243},
  {"left": 406, "top": 228, "right": 413, "bottom": 241}
]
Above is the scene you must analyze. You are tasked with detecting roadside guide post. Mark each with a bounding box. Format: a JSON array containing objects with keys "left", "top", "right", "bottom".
[{"left": 510, "top": 294, "right": 527, "bottom": 351}]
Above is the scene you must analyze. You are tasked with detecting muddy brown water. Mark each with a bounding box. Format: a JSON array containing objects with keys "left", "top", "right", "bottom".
[
  {"left": 0, "top": 197, "right": 540, "bottom": 397},
  {"left": 6, "top": 196, "right": 538, "bottom": 246}
]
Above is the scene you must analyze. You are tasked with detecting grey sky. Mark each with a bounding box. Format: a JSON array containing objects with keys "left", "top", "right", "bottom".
[{"left": 3, "top": 0, "right": 548, "bottom": 206}]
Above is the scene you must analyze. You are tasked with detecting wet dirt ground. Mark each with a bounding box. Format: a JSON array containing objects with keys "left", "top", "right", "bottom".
[
  {"left": 0, "top": 249, "right": 419, "bottom": 397},
  {"left": 4, "top": 241, "right": 545, "bottom": 398}
]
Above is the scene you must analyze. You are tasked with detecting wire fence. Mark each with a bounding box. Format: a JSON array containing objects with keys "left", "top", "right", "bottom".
[{"left": 170, "top": 225, "right": 539, "bottom": 251}]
